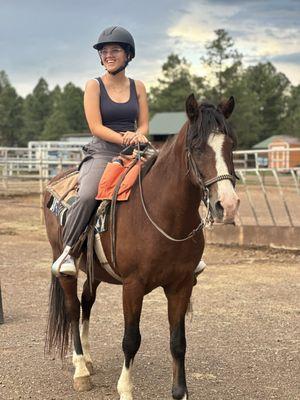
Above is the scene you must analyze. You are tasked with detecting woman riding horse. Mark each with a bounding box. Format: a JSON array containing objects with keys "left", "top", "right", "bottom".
[
  {"left": 45, "top": 93, "right": 240, "bottom": 399},
  {"left": 44, "top": 26, "right": 240, "bottom": 400},
  {"left": 51, "top": 26, "right": 149, "bottom": 276}
]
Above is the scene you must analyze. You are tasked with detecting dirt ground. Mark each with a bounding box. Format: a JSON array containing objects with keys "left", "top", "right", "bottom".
[{"left": 0, "top": 195, "right": 299, "bottom": 400}]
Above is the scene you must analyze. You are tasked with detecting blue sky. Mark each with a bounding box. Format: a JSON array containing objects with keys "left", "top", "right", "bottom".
[{"left": 1, "top": 0, "right": 299, "bottom": 96}]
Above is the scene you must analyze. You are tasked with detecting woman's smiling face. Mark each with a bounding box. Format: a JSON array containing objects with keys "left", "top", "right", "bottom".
[{"left": 99, "top": 43, "right": 127, "bottom": 72}]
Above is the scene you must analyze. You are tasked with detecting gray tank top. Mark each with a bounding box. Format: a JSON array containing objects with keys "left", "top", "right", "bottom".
[
  {"left": 83, "top": 77, "right": 139, "bottom": 156},
  {"left": 97, "top": 77, "right": 139, "bottom": 132}
]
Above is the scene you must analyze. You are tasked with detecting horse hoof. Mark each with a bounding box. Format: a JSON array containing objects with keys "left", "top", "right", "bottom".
[
  {"left": 73, "top": 376, "right": 92, "bottom": 392},
  {"left": 119, "top": 394, "right": 133, "bottom": 400},
  {"left": 86, "top": 361, "right": 94, "bottom": 375}
]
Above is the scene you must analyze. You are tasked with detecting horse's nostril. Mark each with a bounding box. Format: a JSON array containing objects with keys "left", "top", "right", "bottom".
[
  {"left": 215, "top": 201, "right": 223, "bottom": 212},
  {"left": 215, "top": 201, "right": 224, "bottom": 218}
]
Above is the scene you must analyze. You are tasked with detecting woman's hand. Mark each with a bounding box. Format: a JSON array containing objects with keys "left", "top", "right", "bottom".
[
  {"left": 122, "top": 131, "right": 149, "bottom": 146},
  {"left": 129, "top": 132, "right": 149, "bottom": 145},
  {"left": 122, "top": 131, "right": 137, "bottom": 146}
]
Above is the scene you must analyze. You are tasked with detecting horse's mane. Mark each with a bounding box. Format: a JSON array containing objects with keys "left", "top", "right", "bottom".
[{"left": 186, "top": 102, "right": 237, "bottom": 150}]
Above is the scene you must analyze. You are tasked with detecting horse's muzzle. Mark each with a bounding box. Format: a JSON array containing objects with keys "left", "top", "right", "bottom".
[{"left": 211, "top": 195, "right": 240, "bottom": 224}]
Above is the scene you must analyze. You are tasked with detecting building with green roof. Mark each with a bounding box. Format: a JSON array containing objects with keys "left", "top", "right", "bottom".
[{"left": 149, "top": 112, "right": 187, "bottom": 143}]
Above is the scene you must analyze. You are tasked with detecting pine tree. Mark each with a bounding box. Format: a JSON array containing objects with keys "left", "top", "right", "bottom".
[
  {"left": 21, "top": 78, "right": 53, "bottom": 144},
  {"left": 0, "top": 71, "right": 24, "bottom": 146}
]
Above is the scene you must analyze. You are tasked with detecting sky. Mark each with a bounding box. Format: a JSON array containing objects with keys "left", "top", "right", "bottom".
[{"left": 1, "top": 0, "right": 300, "bottom": 97}]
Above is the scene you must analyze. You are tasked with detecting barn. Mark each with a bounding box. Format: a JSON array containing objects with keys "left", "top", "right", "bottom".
[
  {"left": 253, "top": 135, "right": 300, "bottom": 168},
  {"left": 268, "top": 136, "right": 300, "bottom": 169}
]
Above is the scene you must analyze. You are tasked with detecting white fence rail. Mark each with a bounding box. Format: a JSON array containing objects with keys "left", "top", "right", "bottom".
[{"left": 1, "top": 146, "right": 300, "bottom": 227}]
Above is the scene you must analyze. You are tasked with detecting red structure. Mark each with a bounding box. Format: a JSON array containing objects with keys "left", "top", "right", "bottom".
[{"left": 268, "top": 136, "right": 300, "bottom": 169}]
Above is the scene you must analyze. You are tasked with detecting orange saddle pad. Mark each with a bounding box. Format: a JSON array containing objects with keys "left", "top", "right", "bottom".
[{"left": 96, "top": 159, "right": 141, "bottom": 201}]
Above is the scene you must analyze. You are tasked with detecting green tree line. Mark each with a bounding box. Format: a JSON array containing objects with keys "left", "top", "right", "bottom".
[
  {"left": 0, "top": 29, "right": 299, "bottom": 148},
  {"left": 0, "top": 72, "right": 88, "bottom": 146},
  {"left": 149, "top": 29, "right": 300, "bottom": 148}
]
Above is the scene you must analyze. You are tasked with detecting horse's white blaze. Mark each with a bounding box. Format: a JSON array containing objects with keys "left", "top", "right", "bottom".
[
  {"left": 117, "top": 361, "right": 133, "bottom": 400},
  {"left": 208, "top": 133, "right": 239, "bottom": 221},
  {"left": 80, "top": 320, "right": 93, "bottom": 364},
  {"left": 72, "top": 354, "right": 90, "bottom": 379}
]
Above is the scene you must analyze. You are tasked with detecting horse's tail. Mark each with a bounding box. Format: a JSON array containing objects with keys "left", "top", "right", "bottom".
[{"left": 45, "top": 274, "right": 71, "bottom": 359}]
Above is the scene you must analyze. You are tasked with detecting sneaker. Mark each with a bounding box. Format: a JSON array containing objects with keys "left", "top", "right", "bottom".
[
  {"left": 59, "top": 255, "right": 76, "bottom": 276},
  {"left": 51, "top": 246, "right": 77, "bottom": 277}
]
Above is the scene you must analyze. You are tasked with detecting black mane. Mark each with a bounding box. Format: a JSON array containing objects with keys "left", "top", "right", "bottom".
[{"left": 186, "top": 102, "right": 237, "bottom": 150}]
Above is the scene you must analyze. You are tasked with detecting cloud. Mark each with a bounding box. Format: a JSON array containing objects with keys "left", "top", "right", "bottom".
[
  {"left": 271, "top": 52, "right": 300, "bottom": 63},
  {"left": 167, "top": 1, "right": 239, "bottom": 44},
  {"left": 165, "top": 0, "right": 300, "bottom": 85},
  {"left": 1, "top": 0, "right": 300, "bottom": 95}
]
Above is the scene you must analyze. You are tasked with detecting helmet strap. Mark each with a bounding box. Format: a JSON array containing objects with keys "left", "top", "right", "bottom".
[{"left": 108, "top": 60, "right": 129, "bottom": 75}]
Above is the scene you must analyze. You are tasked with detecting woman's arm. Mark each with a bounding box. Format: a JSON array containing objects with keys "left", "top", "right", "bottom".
[
  {"left": 83, "top": 79, "right": 123, "bottom": 145},
  {"left": 123, "top": 80, "right": 149, "bottom": 146},
  {"left": 135, "top": 80, "right": 149, "bottom": 136}
]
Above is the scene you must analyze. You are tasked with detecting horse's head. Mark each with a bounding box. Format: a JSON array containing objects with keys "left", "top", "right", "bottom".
[{"left": 185, "top": 94, "right": 240, "bottom": 224}]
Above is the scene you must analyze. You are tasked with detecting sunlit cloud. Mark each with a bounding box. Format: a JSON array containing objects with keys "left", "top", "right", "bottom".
[{"left": 166, "top": 1, "right": 300, "bottom": 85}]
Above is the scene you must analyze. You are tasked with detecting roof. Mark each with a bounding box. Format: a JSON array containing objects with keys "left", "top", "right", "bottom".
[
  {"left": 252, "top": 135, "right": 300, "bottom": 149},
  {"left": 149, "top": 112, "right": 187, "bottom": 135}
]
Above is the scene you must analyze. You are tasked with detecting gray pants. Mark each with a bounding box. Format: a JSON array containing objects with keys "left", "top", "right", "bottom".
[{"left": 63, "top": 139, "right": 123, "bottom": 247}]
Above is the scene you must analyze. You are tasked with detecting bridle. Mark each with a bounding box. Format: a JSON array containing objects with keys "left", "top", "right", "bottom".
[
  {"left": 136, "top": 136, "right": 236, "bottom": 243},
  {"left": 186, "top": 145, "right": 236, "bottom": 197}
]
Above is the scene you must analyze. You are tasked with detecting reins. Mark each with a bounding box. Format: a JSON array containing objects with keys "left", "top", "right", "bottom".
[
  {"left": 136, "top": 138, "right": 236, "bottom": 243},
  {"left": 137, "top": 152, "right": 205, "bottom": 242}
]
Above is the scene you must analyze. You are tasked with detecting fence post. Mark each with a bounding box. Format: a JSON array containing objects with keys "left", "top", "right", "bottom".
[
  {"left": 239, "top": 170, "right": 260, "bottom": 225},
  {"left": 272, "top": 169, "right": 294, "bottom": 227},
  {"left": 0, "top": 283, "right": 4, "bottom": 324},
  {"left": 39, "top": 150, "right": 44, "bottom": 224},
  {"left": 255, "top": 169, "right": 277, "bottom": 226},
  {"left": 290, "top": 169, "right": 300, "bottom": 195}
]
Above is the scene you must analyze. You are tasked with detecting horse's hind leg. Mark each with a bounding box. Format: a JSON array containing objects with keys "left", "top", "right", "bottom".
[
  {"left": 76, "top": 279, "right": 101, "bottom": 375},
  {"left": 117, "top": 281, "right": 144, "bottom": 400},
  {"left": 164, "top": 280, "right": 193, "bottom": 400},
  {"left": 58, "top": 276, "right": 92, "bottom": 392}
]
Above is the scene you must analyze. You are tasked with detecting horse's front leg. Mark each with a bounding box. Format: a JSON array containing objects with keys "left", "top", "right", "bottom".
[
  {"left": 164, "top": 279, "right": 193, "bottom": 400},
  {"left": 59, "top": 276, "right": 92, "bottom": 392},
  {"left": 117, "top": 280, "right": 144, "bottom": 400}
]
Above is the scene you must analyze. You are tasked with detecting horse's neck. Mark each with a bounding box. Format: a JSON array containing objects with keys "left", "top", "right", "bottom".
[{"left": 147, "top": 125, "right": 201, "bottom": 215}]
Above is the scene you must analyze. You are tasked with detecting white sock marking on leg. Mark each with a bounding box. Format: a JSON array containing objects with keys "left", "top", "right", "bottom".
[
  {"left": 117, "top": 361, "right": 133, "bottom": 400},
  {"left": 73, "top": 354, "right": 90, "bottom": 379},
  {"left": 81, "top": 320, "right": 93, "bottom": 364}
]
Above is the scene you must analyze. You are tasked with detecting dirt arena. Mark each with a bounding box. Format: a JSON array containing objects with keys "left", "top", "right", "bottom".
[{"left": 0, "top": 195, "right": 299, "bottom": 400}]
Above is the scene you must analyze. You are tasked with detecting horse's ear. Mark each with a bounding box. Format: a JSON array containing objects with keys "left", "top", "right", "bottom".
[
  {"left": 186, "top": 93, "right": 199, "bottom": 123},
  {"left": 218, "top": 96, "right": 235, "bottom": 119}
]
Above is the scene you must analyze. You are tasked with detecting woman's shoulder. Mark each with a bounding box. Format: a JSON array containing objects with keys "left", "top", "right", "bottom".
[
  {"left": 85, "top": 78, "right": 101, "bottom": 93},
  {"left": 131, "top": 79, "right": 146, "bottom": 96},
  {"left": 132, "top": 79, "right": 145, "bottom": 88}
]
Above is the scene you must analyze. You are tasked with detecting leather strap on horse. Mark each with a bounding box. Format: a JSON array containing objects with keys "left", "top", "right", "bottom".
[
  {"left": 86, "top": 214, "right": 97, "bottom": 292},
  {"left": 110, "top": 159, "right": 139, "bottom": 271},
  {"left": 137, "top": 153, "right": 204, "bottom": 242}
]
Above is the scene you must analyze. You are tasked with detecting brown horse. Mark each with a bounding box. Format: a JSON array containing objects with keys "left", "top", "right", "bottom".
[{"left": 44, "top": 94, "right": 239, "bottom": 399}]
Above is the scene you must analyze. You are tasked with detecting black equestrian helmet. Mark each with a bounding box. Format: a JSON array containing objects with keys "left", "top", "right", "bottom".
[{"left": 93, "top": 26, "right": 135, "bottom": 59}]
